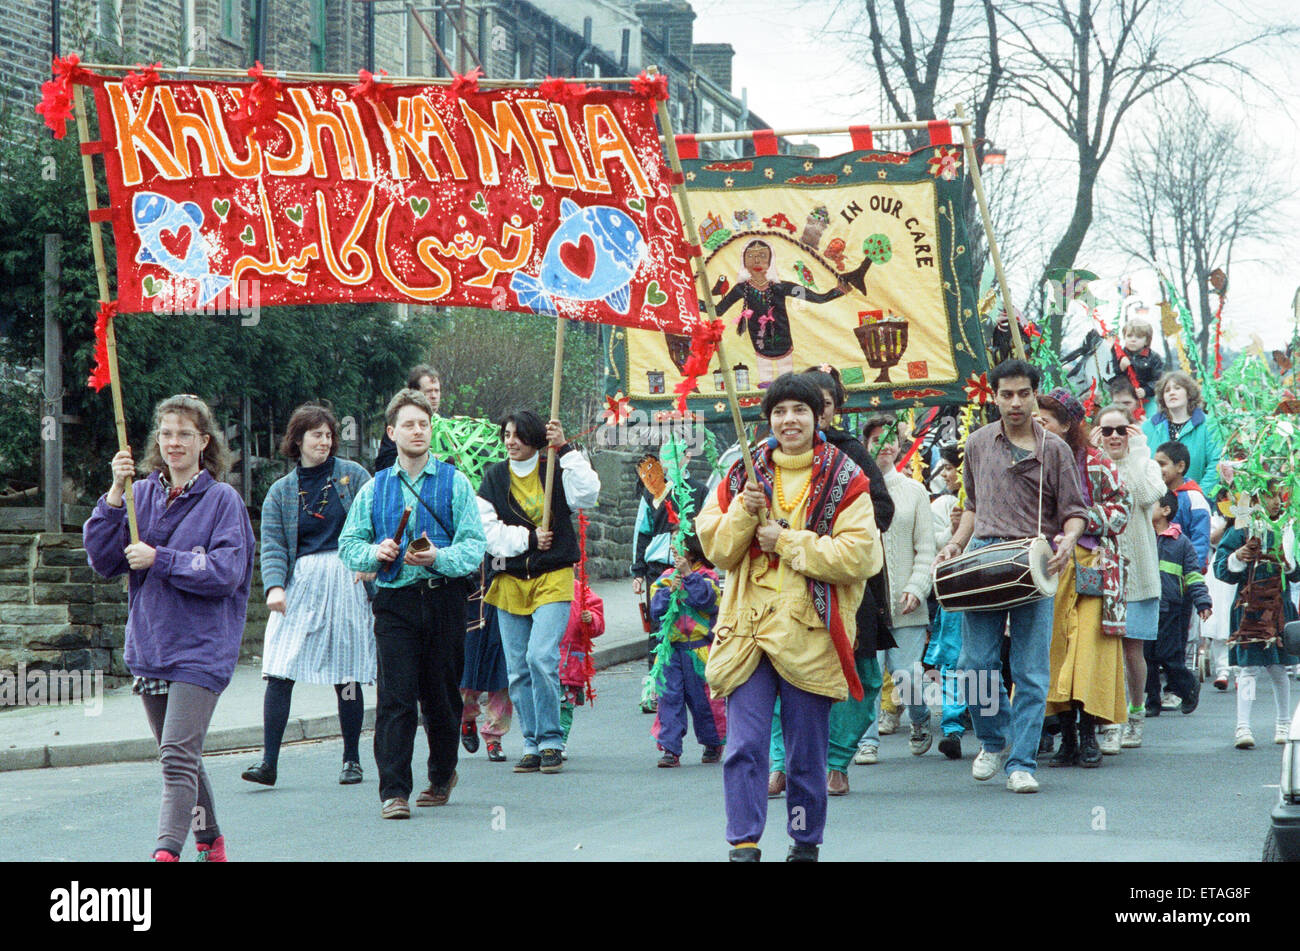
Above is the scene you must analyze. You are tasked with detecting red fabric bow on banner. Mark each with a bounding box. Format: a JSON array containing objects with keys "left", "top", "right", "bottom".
[
  {"left": 538, "top": 76, "right": 590, "bottom": 102},
  {"left": 674, "top": 319, "right": 724, "bottom": 410},
  {"left": 35, "top": 54, "right": 96, "bottom": 140},
  {"left": 348, "top": 68, "right": 388, "bottom": 102},
  {"left": 122, "top": 62, "right": 162, "bottom": 94},
  {"left": 631, "top": 70, "right": 670, "bottom": 101},
  {"left": 88, "top": 301, "right": 118, "bottom": 391},
  {"left": 449, "top": 67, "right": 483, "bottom": 97},
  {"left": 231, "top": 61, "right": 287, "bottom": 138}
]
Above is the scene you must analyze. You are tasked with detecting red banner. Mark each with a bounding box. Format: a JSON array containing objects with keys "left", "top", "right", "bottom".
[{"left": 88, "top": 78, "right": 699, "bottom": 331}]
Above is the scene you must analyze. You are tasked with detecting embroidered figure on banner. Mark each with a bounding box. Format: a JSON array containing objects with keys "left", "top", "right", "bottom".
[
  {"left": 713, "top": 237, "right": 849, "bottom": 389},
  {"left": 510, "top": 198, "right": 646, "bottom": 316}
]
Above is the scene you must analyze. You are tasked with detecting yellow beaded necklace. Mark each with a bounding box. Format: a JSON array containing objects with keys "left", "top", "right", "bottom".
[{"left": 774, "top": 465, "right": 812, "bottom": 517}]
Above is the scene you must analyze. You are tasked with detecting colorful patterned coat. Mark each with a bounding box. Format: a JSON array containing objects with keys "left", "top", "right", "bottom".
[{"left": 1079, "top": 446, "right": 1133, "bottom": 638}]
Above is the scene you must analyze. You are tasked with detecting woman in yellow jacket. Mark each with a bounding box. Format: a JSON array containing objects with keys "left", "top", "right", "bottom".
[{"left": 698, "top": 374, "right": 881, "bottom": 863}]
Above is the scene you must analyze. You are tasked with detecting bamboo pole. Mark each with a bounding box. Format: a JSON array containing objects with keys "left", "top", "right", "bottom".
[
  {"left": 540, "top": 319, "right": 567, "bottom": 533},
  {"left": 955, "top": 102, "right": 1024, "bottom": 360},
  {"left": 72, "top": 84, "right": 139, "bottom": 543},
  {"left": 648, "top": 66, "right": 759, "bottom": 490},
  {"left": 77, "top": 62, "right": 645, "bottom": 87}
]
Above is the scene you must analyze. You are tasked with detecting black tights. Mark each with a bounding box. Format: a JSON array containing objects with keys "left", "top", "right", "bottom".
[{"left": 262, "top": 676, "right": 365, "bottom": 767}]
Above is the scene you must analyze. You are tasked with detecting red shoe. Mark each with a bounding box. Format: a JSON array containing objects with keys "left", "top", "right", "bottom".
[
  {"left": 152, "top": 849, "right": 179, "bottom": 862},
  {"left": 196, "top": 836, "right": 227, "bottom": 862}
]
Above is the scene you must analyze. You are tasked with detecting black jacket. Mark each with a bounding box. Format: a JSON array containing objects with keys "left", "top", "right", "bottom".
[
  {"left": 478, "top": 453, "right": 580, "bottom": 579},
  {"left": 823, "top": 426, "right": 896, "bottom": 654},
  {"left": 631, "top": 478, "right": 709, "bottom": 578}
]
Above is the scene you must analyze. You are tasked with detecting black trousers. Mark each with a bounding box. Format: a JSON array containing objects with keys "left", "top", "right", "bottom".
[
  {"left": 1144, "top": 605, "right": 1196, "bottom": 705},
  {"left": 372, "top": 582, "right": 467, "bottom": 801}
]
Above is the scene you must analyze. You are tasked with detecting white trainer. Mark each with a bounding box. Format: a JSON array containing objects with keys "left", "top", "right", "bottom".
[
  {"left": 1099, "top": 724, "right": 1122, "bottom": 755},
  {"left": 1276, "top": 721, "right": 1291, "bottom": 745},
  {"left": 1120, "top": 713, "right": 1144, "bottom": 748},
  {"left": 878, "top": 709, "right": 901, "bottom": 735},
  {"left": 1234, "top": 725, "right": 1255, "bottom": 749},
  {"left": 1006, "top": 770, "right": 1039, "bottom": 793},
  {"left": 971, "top": 746, "right": 1008, "bottom": 781}
]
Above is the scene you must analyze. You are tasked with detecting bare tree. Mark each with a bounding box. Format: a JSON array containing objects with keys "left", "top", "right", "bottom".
[
  {"left": 995, "top": 0, "right": 1294, "bottom": 346},
  {"left": 821, "top": 1, "right": 1007, "bottom": 282},
  {"left": 1114, "top": 91, "right": 1287, "bottom": 365}
]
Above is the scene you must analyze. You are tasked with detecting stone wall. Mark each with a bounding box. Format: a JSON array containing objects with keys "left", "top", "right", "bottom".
[
  {"left": 583, "top": 449, "right": 715, "bottom": 580},
  {"left": 0, "top": 530, "right": 272, "bottom": 704}
]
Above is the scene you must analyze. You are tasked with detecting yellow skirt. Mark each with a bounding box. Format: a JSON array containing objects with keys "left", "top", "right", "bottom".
[{"left": 1046, "top": 545, "right": 1127, "bottom": 724}]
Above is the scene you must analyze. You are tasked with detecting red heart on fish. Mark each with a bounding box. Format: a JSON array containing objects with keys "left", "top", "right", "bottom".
[
  {"left": 158, "top": 225, "right": 193, "bottom": 262},
  {"left": 559, "top": 233, "right": 596, "bottom": 281}
]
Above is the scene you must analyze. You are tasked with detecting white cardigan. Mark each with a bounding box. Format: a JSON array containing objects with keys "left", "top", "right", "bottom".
[
  {"left": 882, "top": 469, "right": 936, "bottom": 626},
  {"left": 1113, "top": 437, "right": 1165, "bottom": 603}
]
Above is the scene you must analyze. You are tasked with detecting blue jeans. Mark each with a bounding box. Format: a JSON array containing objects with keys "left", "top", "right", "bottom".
[
  {"left": 860, "top": 624, "right": 930, "bottom": 747},
  {"left": 956, "top": 540, "right": 1055, "bottom": 775},
  {"left": 497, "top": 600, "right": 570, "bottom": 754}
]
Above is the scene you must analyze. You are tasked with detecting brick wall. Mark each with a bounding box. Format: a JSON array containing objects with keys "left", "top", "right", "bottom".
[{"left": 690, "top": 41, "right": 732, "bottom": 92}]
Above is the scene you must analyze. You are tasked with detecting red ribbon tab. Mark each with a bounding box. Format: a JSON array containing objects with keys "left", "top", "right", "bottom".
[
  {"left": 849, "top": 125, "right": 874, "bottom": 151},
  {"left": 79, "top": 141, "right": 109, "bottom": 155},
  {"left": 674, "top": 135, "right": 699, "bottom": 160},
  {"left": 927, "top": 120, "right": 953, "bottom": 146},
  {"left": 752, "top": 129, "right": 778, "bottom": 156},
  {"left": 87, "top": 208, "right": 113, "bottom": 223}
]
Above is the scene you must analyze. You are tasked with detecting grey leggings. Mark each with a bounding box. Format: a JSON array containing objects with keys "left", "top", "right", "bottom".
[{"left": 141, "top": 682, "right": 221, "bottom": 855}]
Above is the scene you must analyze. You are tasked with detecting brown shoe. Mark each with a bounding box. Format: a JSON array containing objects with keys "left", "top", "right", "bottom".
[
  {"left": 767, "top": 770, "right": 786, "bottom": 798},
  {"left": 827, "top": 770, "right": 850, "bottom": 796},
  {"left": 416, "top": 770, "right": 458, "bottom": 807},
  {"left": 380, "top": 797, "right": 410, "bottom": 819}
]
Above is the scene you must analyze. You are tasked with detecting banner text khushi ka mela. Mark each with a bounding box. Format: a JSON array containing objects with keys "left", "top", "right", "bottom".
[{"left": 84, "top": 70, "right": 698, "bottom": 332}]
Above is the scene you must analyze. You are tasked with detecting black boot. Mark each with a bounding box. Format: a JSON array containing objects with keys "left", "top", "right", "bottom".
[
  {"left": 786, "top": 843, "right": 819, "bottom": 862},
  {"left": 728, "top": 846, "right": 761, "bottom": 862},
  {"left": 1049, "top": 712, "right": 1078, "bottom": 767},
  {"left": 1078, "top": 712, "right": 1103, "bottom": 767},
  {"left": 241, "top": 761, "right": 277, "bottom": 786}
]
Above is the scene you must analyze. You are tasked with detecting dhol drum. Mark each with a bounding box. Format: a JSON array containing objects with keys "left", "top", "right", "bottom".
[{"left": 933, "top": 536, "right": 1059, "bottom": 613}]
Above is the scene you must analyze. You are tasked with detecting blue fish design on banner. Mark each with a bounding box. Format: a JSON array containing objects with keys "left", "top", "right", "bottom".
[
  {"left": 511, "top": 199, "right": 645, "bottom": 316},
  {"left": 132, "top": 192, "right": 231, "bottom": 306}
]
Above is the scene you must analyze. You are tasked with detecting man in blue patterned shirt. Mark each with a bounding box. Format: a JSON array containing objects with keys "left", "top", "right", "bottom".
[{"left": 340, "top": 389, "right": 485, "bottom": 820}]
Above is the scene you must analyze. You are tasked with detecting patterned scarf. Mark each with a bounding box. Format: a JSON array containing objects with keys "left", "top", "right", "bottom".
[{"left": 720, "top": 433, "right": 871, "bottom": 700}]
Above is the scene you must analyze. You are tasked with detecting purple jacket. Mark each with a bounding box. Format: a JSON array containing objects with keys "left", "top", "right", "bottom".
[{"left": 83, "top": 470, "right": 255, "bottom": 693}]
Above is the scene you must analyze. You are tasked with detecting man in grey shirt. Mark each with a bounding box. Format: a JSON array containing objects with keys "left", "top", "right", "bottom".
[{"left": 934, "top": 359, "right": 1088, "bottom": 794}]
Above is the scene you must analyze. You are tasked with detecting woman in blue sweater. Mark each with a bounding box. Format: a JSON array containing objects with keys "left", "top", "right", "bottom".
[
  {"left": 1141, "top": 370, "right": 1224, "bottom": 498},
  {"left": 243, "top": 404, "right": 376, "bottom": 788}
]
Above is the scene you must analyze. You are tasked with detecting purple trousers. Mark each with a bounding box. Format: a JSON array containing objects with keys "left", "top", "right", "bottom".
[{"left": 723, "top": 655, "right": 832, "bottom": 846}]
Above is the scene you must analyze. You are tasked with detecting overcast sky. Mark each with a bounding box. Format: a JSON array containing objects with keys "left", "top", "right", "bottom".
[{"left": 686, "top": 0, "right": 1300, "bottom": 352}]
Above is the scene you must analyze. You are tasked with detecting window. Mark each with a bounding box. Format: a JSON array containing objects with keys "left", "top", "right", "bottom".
[
  {"left": 513, "top": 42, "right": 531, "bottom": 80},
  {"left": 97, "top": 0, "right": 121, "bottom": 43},
  {"left": 718, "top": 113, "right": 737, "bottom": 159},
  {"left": 181, "top": 0, "right": 196, "bottom": 65},
  {"left": 699, "top": 97, "right": 716, "bottom": 135},
  {"left": 309, "top": 0, "right": 327, "bottom": 72},
  {"left": 220, "top": 0, "right": 240, "bottom": 43}
]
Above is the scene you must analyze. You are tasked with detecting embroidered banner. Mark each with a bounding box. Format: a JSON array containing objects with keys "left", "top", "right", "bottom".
[
  {"left": 602, "top": 143, "right": 989, "bottom": 419},
  {"left": 88, "top": 79, "right": 699, "bottom": 330}
]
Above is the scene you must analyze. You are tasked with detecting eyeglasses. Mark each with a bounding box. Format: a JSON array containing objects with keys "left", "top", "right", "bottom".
[
  {"left": 158, "top": 429, "right": 201, "bottom": 444},
  {"left": 1098, "top": 426, "right": 1128, "bottom": 437}
]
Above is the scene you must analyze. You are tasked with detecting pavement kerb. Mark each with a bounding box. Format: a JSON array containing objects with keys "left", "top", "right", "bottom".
[{"left": 0, "top": 637, "right": 648, "bottom": 773}]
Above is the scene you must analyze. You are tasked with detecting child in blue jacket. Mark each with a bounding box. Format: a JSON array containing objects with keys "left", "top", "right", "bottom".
[{"left": 1146, "top": 491, "right": 1212, "bottom": 718}]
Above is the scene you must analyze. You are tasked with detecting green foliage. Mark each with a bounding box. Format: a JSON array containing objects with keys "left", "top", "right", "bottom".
[
  {"left": 428, "top": 308, "right": 603, "bottom": 436},
  {"left": 0, "top": 376, "right": 41, "bottom": 490}
]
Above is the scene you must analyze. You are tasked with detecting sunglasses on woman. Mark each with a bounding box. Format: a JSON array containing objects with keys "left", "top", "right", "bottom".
[{"left": 1098, "top": 425, "right": 1129, "bottom": 437}]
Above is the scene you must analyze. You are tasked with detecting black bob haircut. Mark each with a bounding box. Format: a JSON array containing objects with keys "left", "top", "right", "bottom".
[
  {"left": 801, "top": 365, "right": 846, "bottom": 410},
  {"left": 499, "top": 409, "right": 548, "bottom": 450},
  {"left": 988, "top": 358, "right": 1041, "bottom": 393},
  {"left": 1155, "top": 440, "right": 1191, "bottom": 474},
  {"left": 682, "top": 531, "right": 714, "bottom": 569},
  {"left": 1157, "top": 490, "right": 1179, "bottom": 516},
  {"left": 761, "top": 373, "right": 824, "bottom": 422}
]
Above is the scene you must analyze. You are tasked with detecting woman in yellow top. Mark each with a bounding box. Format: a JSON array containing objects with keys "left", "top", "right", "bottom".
[
  {"left": 697, "top": 374, "right": 881, "bottom": 862},
  {"left": 476, "top": 410, "right": 600, "bottom": 775}
]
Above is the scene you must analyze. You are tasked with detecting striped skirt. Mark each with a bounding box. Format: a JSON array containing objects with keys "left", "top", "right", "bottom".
[{"left": 262, "top": 551, "right": 376, "bottom": 685}]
